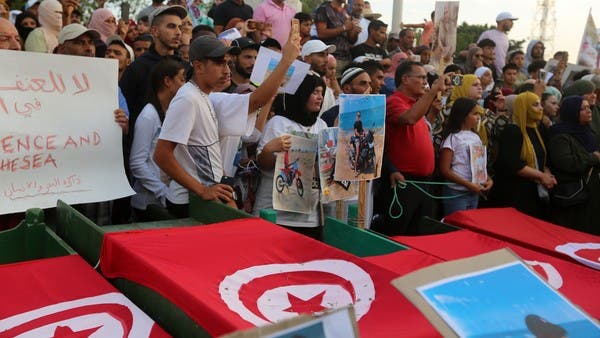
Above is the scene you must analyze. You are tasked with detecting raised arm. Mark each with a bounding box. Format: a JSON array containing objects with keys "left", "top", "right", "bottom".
[{"left": 248, "top": 19, "right": 301, "bottom": 113}]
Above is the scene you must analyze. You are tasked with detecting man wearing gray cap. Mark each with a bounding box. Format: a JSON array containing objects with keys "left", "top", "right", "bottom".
[
  {"left": 56, "top": 23, "right": 100, "bottom": 57},
  {"left": 477, "top": 11, "right": 518, "bottom": 75},
  {"left": 154, "top": 29, "right": 301, "bottom": 216}
]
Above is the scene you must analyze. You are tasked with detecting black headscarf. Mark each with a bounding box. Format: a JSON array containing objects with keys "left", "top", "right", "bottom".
[
  {"left": 273, "top": 72, "right": 326, "bottom": 127},
  {"left": 14, "top": 12, "right": 39, "bottom": 43},
  {"left": 551, "top": 95, "right": 599, "bottom": 152}
]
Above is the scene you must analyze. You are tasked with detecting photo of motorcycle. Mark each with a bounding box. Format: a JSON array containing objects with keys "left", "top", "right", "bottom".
[
  {"left": 275, "top": 159, "right": 304, "bottom": 197},
  {"left": 349, "top": 129, "right": 376, "bottom": 176}
]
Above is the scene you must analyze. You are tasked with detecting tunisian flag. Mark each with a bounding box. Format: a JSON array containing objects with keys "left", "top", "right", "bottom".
[
  {"left": 0, "top": 255, "right": 169, "bottom": 337},
  {"left": 393, "top": 229, "right": 600, "bottom": 319},
  {"left": 100, "top": 218, "right": 440, "bottom": 338},
  {"left": 444, "top": 208, "right": 600, "bottom": 271}
]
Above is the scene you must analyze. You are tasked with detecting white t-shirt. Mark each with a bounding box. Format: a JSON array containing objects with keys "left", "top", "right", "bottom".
[
  {"left": 210, "top": 92, "right": 254, "bottom": 177},
  {"left": 159, "top": 83, "right": 250, "bottom": 204},
  {"left": 253, "top": 115, "right": 328, "bottom": 227},
  {"left": 441, "top": 130, "right": 484, "bottom": 191},
  {"left": 478, "top": 29, "right": 509, "bottom": 75}
]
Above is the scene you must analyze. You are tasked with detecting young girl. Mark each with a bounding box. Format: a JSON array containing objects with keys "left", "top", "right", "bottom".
[
  {"left": 129, "top": 59, "right": 186, "bottom": 221},
  {"left": 439, "top": 97, "right": 493, "bottom": 216}
]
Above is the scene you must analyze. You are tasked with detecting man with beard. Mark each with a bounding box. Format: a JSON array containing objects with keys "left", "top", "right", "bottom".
[
  {"left": 301, "top": 39, "right": 336, "bottom": 114},
  {"left": 477, "top": 12, "right": 518, "bottom": 75},
  {"left": 120, "top": 5, "right": 187, "bottom": 135},
  {"left": 226, "top": 36, "right": 259, "bottom": 93}
]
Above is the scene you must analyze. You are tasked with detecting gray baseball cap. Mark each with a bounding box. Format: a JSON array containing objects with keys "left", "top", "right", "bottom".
[
  {"left": 149, "top": 5, "right": 188, "bottom": 26},
  {"left": 189, "top": 36, "right": 241, "bottom": 61}
]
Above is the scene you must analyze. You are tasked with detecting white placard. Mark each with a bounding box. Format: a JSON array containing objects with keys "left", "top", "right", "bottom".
[
  {"left": 250, "top": 46, "right": 310, "bottom": 94},
  {"left": 0, "top": 50, "right": 134, "bottom": 215}
]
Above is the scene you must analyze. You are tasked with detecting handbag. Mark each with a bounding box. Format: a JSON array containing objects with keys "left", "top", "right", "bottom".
[{"left": 550, "top": 169, "right": 592, "bottom": 207}]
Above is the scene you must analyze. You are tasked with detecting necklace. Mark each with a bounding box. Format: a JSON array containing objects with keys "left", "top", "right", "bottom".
[{"left": 189, "top": 80, "right": 217, "bottom": 123}]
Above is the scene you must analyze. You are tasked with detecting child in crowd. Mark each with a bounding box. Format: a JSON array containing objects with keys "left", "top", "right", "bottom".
[{"left": 439, "top": 97, "right": 493, "bottom": 216}]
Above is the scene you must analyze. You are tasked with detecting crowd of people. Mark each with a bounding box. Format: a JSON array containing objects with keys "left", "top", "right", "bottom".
[{"left": 1, "top": 0, "right": 599, "bottom": 237}]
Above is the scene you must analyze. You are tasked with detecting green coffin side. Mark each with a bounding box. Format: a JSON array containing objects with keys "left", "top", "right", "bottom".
[{"left": 0, "top": 208, "right": 75, "bottom": 264}]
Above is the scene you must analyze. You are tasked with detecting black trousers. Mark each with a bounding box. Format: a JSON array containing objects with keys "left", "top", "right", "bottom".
[{"left": 371, "top": 173, "right": 433, "bottom": 236}]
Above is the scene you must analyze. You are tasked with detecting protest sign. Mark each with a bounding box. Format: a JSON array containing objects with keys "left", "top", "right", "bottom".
[
  {"left": 0, "top": 50, "right": 134, "bottom": 215},
  {"left": 272, "top": 134, "right": 317, "bottom": 214},
  {"left": 250, "top": 47, "right": 310, "bottom": 94},
  {"left": 431, "top": 1, "right": 459, "bottom": 73},
  {"left": 318, "top": 128, "right": 357, "bottom": 203},
  {"left": 334, "top": 94, "right": 385, "bottom": 181},
  {"left": 577, "top": 10, "right": 599, "bottom": 68},
  {"left": 392, "top": 249, "right": 600, "bottom": 338}
]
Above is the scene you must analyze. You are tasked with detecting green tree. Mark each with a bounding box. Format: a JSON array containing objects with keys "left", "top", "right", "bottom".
[
  {"left": 456, "top": 21, "right": 491, "bottom": 53},
  {"left": 301, "top": 0, "right": 324, "bottom": 14}
]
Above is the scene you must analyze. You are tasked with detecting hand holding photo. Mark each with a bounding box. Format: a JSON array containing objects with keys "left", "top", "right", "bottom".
[{"left": 250, "top": 47, "right": 310, "bottom": 94}]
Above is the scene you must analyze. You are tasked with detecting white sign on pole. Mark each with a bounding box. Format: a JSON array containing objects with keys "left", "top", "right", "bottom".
[{"left": 0, "top": 50, "right": 134, "bottom": 215}]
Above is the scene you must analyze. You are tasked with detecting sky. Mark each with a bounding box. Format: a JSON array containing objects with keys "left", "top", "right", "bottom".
[{"left": 368, "top": 0, "right": 599, "bottom": 60}]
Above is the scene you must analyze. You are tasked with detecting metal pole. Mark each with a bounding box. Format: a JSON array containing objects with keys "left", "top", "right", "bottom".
[{"left": 391, "top": 0, "right": 403, "bottom": 33}]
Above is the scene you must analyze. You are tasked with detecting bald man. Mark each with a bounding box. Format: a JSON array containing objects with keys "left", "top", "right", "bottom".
[{"left": 0, "top": 18, "right": 22, "bottom": 50}]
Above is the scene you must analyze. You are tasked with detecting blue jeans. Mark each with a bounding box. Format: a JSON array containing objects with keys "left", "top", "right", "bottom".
[{"left": 442, "top": 186, "right": 479, "bottom": 217}]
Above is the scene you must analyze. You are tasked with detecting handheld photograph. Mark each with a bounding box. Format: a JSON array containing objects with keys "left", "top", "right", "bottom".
[
  {"left": 334, "top": 94, "right": 386, "bottom": 181},
  {"left": 318, "top": 128, "right": 357, "bottom": 203},
  {"left": 272, "top": 134, "right": 317, "bottom": 214}
]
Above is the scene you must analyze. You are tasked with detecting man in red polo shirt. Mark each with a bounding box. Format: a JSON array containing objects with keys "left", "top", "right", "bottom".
[{"left": 372, "top": 61, "right": 446, "bottom": 235}]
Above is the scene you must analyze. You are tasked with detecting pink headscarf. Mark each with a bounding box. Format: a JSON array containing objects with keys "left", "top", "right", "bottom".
[
  {"left": 38, "top": 0, "right": 62, "bottom": 52},
  {"left": 88, "top": 8, "right": 117, "bottom": 42}
]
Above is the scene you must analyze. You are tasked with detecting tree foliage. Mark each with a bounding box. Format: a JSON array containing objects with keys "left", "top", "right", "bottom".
[
  {"left": 301, "top": 0, "right": 324, "bottom": 14},
  {"left": 456, "top": 21, "right": 490, "bottom": 53}
]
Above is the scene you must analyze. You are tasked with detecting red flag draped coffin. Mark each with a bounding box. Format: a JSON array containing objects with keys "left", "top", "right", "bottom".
[
  {"left": 100, "top": 218, "right": 442, "bottom": 337},
  {"left": 444, "top": 208, "right": 600, "bottom": 270},
  {"left": 392, "top": 229, "right": 600, "bottom": 319},
  {"left": 0, "top": 255, "right": 169, "bottom": 337}
]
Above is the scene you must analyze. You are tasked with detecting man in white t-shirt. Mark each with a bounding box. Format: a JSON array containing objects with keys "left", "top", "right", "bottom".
[
  {"left": 154, "top": 30, "right": 300, "bottom": 216},
  {"left": 477, "top": 12, "right": 518, "bottom": 75}
]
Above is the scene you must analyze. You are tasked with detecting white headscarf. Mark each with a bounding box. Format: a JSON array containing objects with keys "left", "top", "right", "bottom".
[
  {"left": 475, "top": 66, "right": 494, "bottom": 92},
  {"left": 38, "top": 0, "right": 62, "bottom": 52}
]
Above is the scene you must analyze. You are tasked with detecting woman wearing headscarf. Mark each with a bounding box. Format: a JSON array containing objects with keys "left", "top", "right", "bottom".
[
  {"left": 490, "top": 92, "right": 557, "bottom": 218},
  {"left": 563, "top": 79, "right": 598, "bottom": 147},
  {"left": 24, "top": 0, "right": 62, "bottom": 53},
  {"left": 448, "top": 74, "right": 488, "bottom": 142},
  {"left": 253, "top": 72, "right": 328, "bottom": 239},
  {"left": 464, "top": 46, "right": 484, "bottom": 74},
  {"left": 87, "top": 8, "right": 118, "bottom": 57},
  {"left": 475, "top": 66, "right": 494, "bottom": 99},
  {"left": 14, "top": 11, "right": 39, "bottom": 47},
  {"left": 547, "top": 96, "right": 600, "bottom": 234}
]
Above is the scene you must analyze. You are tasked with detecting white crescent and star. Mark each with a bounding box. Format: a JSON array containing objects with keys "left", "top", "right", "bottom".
[{"left": 219, "top": 259, "right": 375, "bottom": 326}]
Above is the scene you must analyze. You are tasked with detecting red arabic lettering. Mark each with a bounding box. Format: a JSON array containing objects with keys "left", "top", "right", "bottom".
[
  {"left": 13, "top": 97, "right": 41, "bottom": 117},
  {"left": 72, "top": 73, "right": 91, "bottom": 95},
  {"left": 3, "top": 174, "right": 85, "bottom": 200},
  {"left": 0, "top": 71, "right": 67, "bottom": 94},
  {"left": 0, "top": 97, "right": 7, "bottom": 114}
]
